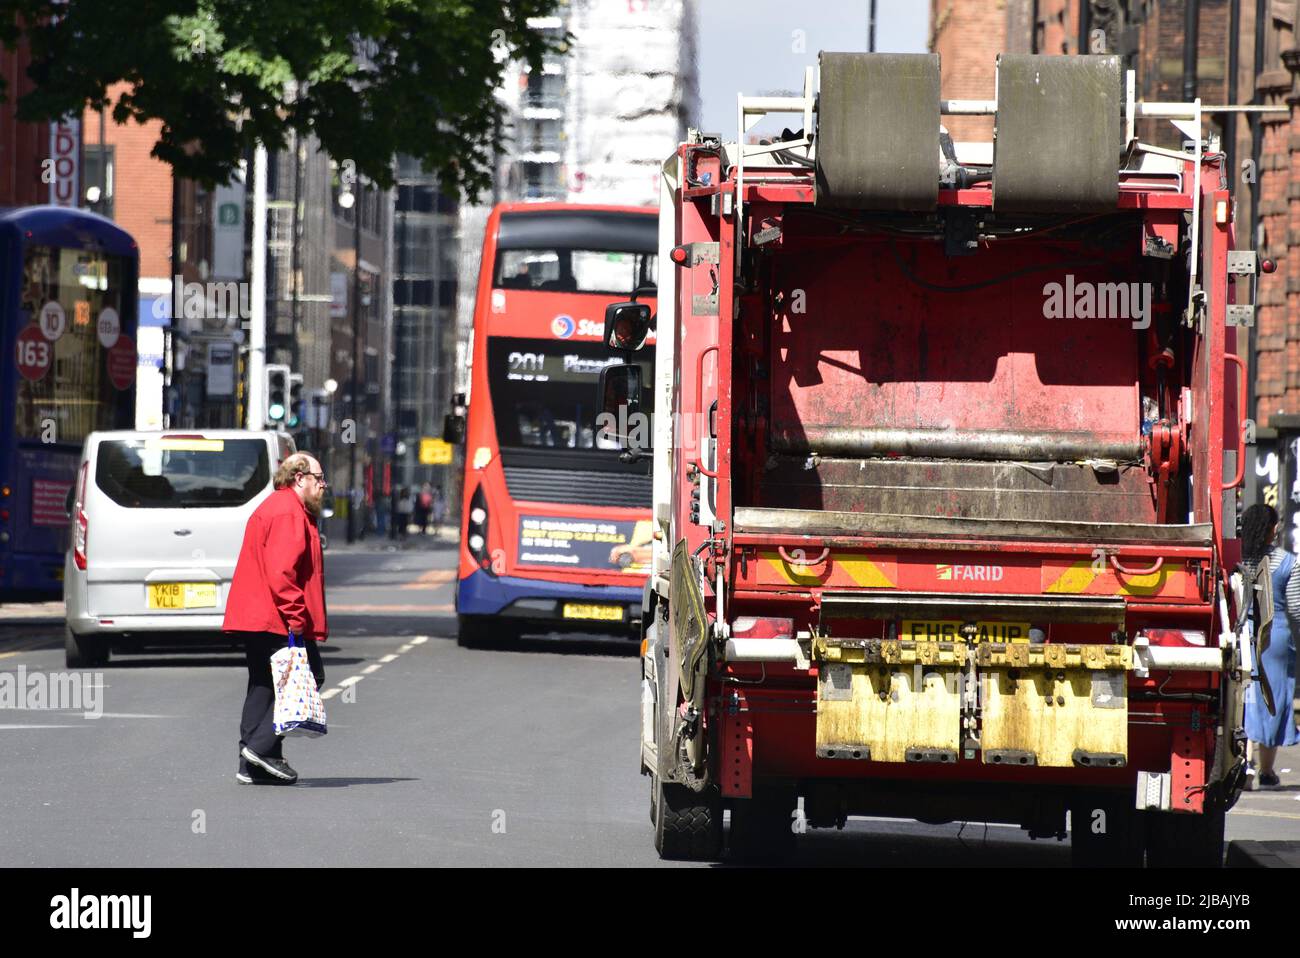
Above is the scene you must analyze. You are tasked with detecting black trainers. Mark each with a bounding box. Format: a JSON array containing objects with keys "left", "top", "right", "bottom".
[
  {"left": 1260, "top": 771, "right": 1281, "bottom": 788},
  {"left": 241, "top": 746, "right": 298, "bottom": 783}
]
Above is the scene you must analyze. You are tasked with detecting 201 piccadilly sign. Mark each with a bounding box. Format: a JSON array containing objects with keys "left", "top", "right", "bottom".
[{"left": 48, "top": 118, "right": 79, "bottom": 207}]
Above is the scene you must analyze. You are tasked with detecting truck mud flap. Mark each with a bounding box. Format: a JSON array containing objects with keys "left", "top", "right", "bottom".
[
  {"left": 814, "top": 639, "right": 965, "bottom": 764},
  {"left": 977, "top": 643, "right": 1131, "bottom": 768}
]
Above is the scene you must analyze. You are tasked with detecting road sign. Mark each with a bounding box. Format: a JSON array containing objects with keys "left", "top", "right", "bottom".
[
  {"left": 16, "top": 324, "right": 52, "bottom": 381},
  {"left": 419, "top": 437, "right": 453, "bottom": 465}
]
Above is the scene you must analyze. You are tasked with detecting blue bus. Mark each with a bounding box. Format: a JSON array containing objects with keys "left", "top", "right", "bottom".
[{"left": 0, "top": 207, "right": 138, "bottom": 600}]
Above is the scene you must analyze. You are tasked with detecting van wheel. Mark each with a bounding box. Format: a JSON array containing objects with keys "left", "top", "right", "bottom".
[{"left": 65, "top": 627, "right": 107, "bottom": 668}]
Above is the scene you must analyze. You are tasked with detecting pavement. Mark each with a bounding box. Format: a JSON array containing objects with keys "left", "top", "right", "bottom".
[{"left": 1, "top": 540, "right": 1300, "bottom": 866}]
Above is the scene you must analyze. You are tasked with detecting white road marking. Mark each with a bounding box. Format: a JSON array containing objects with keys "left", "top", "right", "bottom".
[
  {"left": 321, "top": 688, "right": 341, "bottom": 700},
  {"left": 337, "top": 676, "right": 362, "bottom": 687},
  {"left": 397, "top": 644, "right": 414, "bottom": 653},
  {"left": 361, "top": 664, "right": 381, "bottom": 675},
  {"left": 410, "top": 636, "right": 429, "bottom": 645},
  {"left": 379, "top": 654, "right": 398, "bottom": 664},
  {"left": 0, "top": 724, "right": 84, "bottom": 730}
]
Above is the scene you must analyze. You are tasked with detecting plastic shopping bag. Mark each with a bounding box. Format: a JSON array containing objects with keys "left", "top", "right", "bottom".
[{"left": 271, "top": 633, "right": 327, "bottom": 737}]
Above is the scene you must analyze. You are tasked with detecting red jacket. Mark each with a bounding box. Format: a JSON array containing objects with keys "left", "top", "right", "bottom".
[{"left": 223, "top": 487, "right": 328, "bottom": 641}]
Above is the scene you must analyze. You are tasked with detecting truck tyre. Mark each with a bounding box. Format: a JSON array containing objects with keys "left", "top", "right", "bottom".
[
  {"left": 650, "top": 774, "right": 659, "bottom": 824},
  {"left": 729, "top": 786, "right": 798, "bottom": 863},
  {"left": 1146, "top": 803, "right": 1226, "bottom": 868},
  {"left": 1069, "top": 792, "right": 1144, "bottom": 867},
  {"left": 65, "top": 627, "right": 107, "bottom": 668},
  {"left": 654, "top": 779, "right": 723, "bottom": 861}
]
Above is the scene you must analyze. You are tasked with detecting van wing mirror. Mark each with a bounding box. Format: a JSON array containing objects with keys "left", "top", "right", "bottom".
[{"left": 604, "top": 302, "right": 653, "bottom": 351}]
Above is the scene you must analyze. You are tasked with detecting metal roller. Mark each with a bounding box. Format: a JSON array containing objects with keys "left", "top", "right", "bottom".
[
  {"left": 992, "top": 54, "right": 1122, "bottom": 212},
  {"left": 770, "top": 425, "right": 1142, "bottom": 463},
  {"left": 815, "top": 52, "right": 940, "bottom": 211}
]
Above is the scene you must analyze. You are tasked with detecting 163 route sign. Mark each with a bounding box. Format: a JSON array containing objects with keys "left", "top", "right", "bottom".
[{"left": 16, "top": 324, "right": 52, "bottom": 381}]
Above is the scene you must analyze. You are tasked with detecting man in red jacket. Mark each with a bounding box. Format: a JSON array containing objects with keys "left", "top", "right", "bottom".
[{"left": 224, "top": 451, "right": 329, "bottom": 784}]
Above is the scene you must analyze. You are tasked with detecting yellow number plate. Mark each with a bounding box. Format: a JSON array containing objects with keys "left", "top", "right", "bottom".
[
  {"left": 563, "top": 603, "right": 624, "bottom": 622},
  {"left": 148, "top": 582, "right": 218, "bottom": 610},
  {"left": 902, "top": 620, "right": 1031, "bottom": 643}
]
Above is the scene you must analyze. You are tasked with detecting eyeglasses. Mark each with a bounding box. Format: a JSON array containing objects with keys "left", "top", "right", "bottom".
[{"left": 299, "top": 471, "right": 328, "bottom": 487}]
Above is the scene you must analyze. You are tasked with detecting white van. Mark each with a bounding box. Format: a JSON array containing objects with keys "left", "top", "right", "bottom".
[{"left": 63, "top": 430, "right": 296, "bottom": 666}]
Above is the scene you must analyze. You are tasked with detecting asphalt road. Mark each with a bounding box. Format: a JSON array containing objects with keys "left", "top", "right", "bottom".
[{"left": 0, "top": 535, "right": 1297, "bottom": 867}]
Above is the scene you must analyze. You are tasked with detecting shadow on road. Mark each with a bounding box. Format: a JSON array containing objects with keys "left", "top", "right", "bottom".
[
  {"left": 295, "top": 777, "right": 420, "bottom": 788},
  {"left": 711, "top": 823, "right": 1071, "bottom": 868}
]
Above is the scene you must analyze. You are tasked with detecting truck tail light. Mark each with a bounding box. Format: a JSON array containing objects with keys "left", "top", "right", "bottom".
[
  {"left": 1142, "top": 628, "right": 1207, "bottom": 647},
  {"left": 73, "top": 462, "right": 88, "bottom": 571},
  {"left": 731, "top": 616, "right": 794, "bottom": 639},
  {"left": 466, "top": 485, "right": 492, "bottom": 574}
]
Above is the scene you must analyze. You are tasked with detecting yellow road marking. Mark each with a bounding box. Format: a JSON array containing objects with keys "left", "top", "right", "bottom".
[{"left": 400, "top": 569, "right": 457, "bottom": 589}]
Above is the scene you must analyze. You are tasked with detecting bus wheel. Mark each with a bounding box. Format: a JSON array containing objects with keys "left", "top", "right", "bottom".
[
  {"left": 65, "top": 627, "right": 108, "bottom": 668},
  {"left": 653, "top": 779, "right": 723, "bottom": 861},
  {"left": 1146, "top": 803, "right": 1226, "bottom": 868},
  {"left": 729, "top": 785, "right": 799, "bottom": 863},
  {"left": 456, "top": 614, "right": 513, "bottom": 649},
  {"left": 1069, "top": 791, "right": 1144, "bottom": 867}
]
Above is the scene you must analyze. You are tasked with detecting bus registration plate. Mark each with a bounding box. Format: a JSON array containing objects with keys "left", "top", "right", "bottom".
[
  {"left": 563, "top": 603, "right": 624, "bottom": 622},
  {"left": 148, "top": 583, "right": 218, "bottom": 610}
]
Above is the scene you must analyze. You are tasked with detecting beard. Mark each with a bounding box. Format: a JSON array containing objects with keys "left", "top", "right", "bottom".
[{"left": 303, "top": 488, "right": 324, "bottom": 517}]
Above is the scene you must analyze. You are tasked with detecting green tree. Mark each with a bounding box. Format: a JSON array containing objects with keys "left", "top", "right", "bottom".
[{"left": 0, "top": 0, "right": 564, "bottom": 195}]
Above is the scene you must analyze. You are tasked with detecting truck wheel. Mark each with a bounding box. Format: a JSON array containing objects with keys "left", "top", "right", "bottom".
[
  {"left": 650, "top": 774, "right": 659, "bottom": 824},
  {"left": 65, "top": 627, "right": 107, "bottom": 668},
  {"left": 1069, "top": 792, "right": 1144, "bottom": 867},
  {"left": 729, "top": 786, "right": 798, "bottom": 863},
  {"left": 1146, "top": 804, "right": 1226, "bottom": 868},
  {"left": 654, "top": 779, "right": 723, "bottom": 861}
]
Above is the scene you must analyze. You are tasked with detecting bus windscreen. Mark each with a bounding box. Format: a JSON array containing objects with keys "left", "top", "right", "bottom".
[
  {"left": 487, "top": 337, "right": 654, "bottom": 452},
  {"left": 493, "top": 248, "right": 656, "bottom": 296}
]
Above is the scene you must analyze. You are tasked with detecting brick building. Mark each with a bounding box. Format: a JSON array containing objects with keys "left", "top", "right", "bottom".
[
  {"left": 0, "top": 44, "right": 47, "bottom": 208},
  {"left": 931, "top": 1, "right": 1300, "bottom": 514}
]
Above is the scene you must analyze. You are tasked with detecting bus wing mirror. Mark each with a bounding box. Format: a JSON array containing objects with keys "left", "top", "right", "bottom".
[
  {"left": 443, "top": 413, "right": 466, "bottom": 445},
  {"left": 605, "top": 302, "right": 653, "bottom": 351}
]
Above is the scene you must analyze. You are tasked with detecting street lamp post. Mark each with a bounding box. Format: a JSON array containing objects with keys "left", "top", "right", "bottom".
[{"left": 347, "top": 186, "right": 362, "bottom": 543}]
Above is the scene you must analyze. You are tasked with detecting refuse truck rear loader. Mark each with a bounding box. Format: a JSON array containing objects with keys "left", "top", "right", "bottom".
[{"left": 598, "top": 53, "right": 1260, "bottom": 865}]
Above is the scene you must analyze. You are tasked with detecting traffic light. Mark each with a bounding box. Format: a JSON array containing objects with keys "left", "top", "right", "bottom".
[
  {"left": 264, "top": 364, "right": 289, "bottom": 424},
  {"left": 287, "top": 373, "right": 304, "bottom": 429}
]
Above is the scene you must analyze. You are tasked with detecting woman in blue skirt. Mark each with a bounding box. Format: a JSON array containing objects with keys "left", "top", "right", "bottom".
[{"left": 1240, "top": 504, "right": 1300, "bottom": 787}]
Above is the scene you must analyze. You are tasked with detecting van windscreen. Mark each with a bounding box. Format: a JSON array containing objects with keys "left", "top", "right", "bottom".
[{"left": 94, "top": 438, "right": 270, "bottom": 508}]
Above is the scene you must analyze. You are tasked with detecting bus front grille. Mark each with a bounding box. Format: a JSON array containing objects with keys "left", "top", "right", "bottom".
[{"left": 503, "top": 466, "right": 651, "bottom": 508}]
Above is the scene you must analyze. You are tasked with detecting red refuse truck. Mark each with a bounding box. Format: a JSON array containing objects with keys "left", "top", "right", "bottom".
[{"left": 598, "top": 53, "right": 1260, "bottom": 865}]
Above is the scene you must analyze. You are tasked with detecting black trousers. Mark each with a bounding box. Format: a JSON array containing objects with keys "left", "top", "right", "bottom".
[{"left": 239, "top": 632, "right": 325, "bottom": 760}]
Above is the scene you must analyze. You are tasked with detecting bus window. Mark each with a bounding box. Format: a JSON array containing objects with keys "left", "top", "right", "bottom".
[
  {"left": 494, "top": 248, "right": 657, "bottom": 296},
  {"left": 15, "top": 245, "right": 129, "bottom": 445}
]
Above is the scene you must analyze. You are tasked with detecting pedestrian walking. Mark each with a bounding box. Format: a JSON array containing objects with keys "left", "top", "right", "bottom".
[
  {"left": 395, "top": 485, "right": 412, "bottom": 541},
  {"left": 432, "top": 486, "right": 446, "bottom": 537},
  {"left": 417, "top": 482, "right": 434, "bottom": 535},
  {"left": 1238, "top": 503, "right": 1300, "bottom": 788},
  {"left": 223, "top": 452, "right": 328, "bottom": 785}
]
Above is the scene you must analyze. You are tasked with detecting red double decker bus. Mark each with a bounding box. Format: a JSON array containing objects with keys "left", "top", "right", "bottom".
[{"left": 455, "top": 203, "right": 658, "bottom": 645}]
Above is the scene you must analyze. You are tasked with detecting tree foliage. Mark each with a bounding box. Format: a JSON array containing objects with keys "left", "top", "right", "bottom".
[{"left": 0, "top": 0, "right": 564, "bottom": 194}]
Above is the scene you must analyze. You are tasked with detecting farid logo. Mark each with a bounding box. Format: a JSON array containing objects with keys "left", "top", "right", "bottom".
[
  {"left": 551, "top": 315, "right": 575, "bottom": 338},
  {"left": 936, "top": 562, "right": 1005, "bottom": 582}
]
